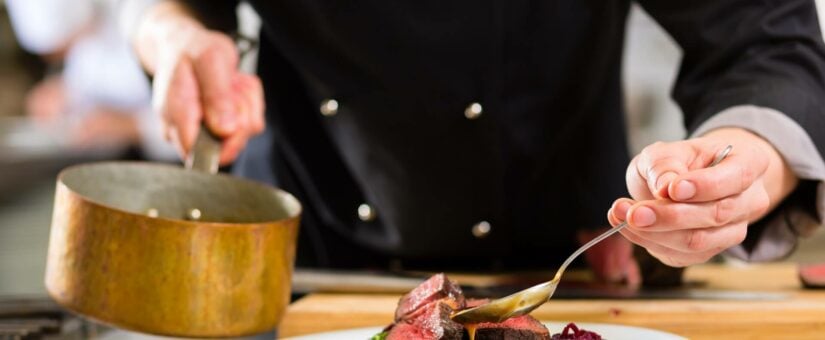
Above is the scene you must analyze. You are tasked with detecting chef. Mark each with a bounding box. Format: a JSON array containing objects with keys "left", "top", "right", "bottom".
[{"left": 124, "top": 0, "right": 825, "bottom": 284}]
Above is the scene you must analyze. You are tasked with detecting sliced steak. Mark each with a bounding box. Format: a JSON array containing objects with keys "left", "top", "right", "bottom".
[
  {"left": 395, "top": 273, "right": 465, "bottom": 321},
  {"left": 473, "top": 315, "right": 551, "bottom": 340},
  {"left": 387, "top": 323, "right": 430, "bottom": 339},
  {"left": 388, "top": 300, "right": 464, "bottom": 340}
]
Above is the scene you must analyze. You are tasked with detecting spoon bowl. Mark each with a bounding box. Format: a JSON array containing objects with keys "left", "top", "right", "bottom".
[{"left": 452, "top": 222, "right": 627, "bottom": 324}]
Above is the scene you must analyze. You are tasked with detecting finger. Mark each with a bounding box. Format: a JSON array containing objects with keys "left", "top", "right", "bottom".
[
  {"left": 608, "top": 198, "right": 635, "bottom": 226},
  {"left": 625, "top": 156, "right": 656, "bottom": 201},
  {"left": 668, "top": 148, "right": 769, "bottom": 202},
  {"left": 159, "top": 57, "right": 202, "bottom": 157},
  {"left": 236, "top": 74, "right": 265, "bottom": 134},
  {"left": 219, "top": 130, "right": 249, "bottom": 165},
  {"left": 212, "top": 74, "right": 261, "bottom": 165},
  {"left": 619, "top": 228, "right": 717, "bottom": 267},
  {"left": 232, "top": 74, "right": 260, "bottom": 137},
  {"left": 191, "top": 33, "right": 239, "bottom": 138},
  {"left": 628, "top": 223, "right": 748, "bottom": 253},
  {"left": 231, "top": 80, "right": 252, "bottom": 136},
  {"left": 634, "top": 142, "right": 693, "bottom": 199},
  {"left": 627, "top": 183, "right": 769, "bottom": 231},
  {"left": 607, "top": 208, "right": 621, "bottom": 227}
]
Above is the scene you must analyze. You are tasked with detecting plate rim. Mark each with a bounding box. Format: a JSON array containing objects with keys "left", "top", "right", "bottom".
[{"left": 284, "top": 320, "right": 687, "bottom": 340}]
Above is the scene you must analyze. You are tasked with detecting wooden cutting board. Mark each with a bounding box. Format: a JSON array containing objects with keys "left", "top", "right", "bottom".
[{"left": 279, "top": 263, "right": 825, "bottom": 339}]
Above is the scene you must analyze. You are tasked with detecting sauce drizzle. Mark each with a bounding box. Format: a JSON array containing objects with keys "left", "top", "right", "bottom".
[{"left": 465, "top": 323, "right": 477, "bottom": 340}]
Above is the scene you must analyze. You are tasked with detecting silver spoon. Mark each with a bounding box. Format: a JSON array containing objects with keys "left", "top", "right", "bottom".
[{"left": 452, "top": 145, "right": 733, "bottom": 324}]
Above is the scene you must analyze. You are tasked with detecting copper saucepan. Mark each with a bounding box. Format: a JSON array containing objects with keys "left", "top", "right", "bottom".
[{"left": 45, "top": 129, "right": 301, "bottom": 337}]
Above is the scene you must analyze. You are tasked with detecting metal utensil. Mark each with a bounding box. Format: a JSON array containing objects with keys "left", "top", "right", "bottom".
[{"left": 452, "top": 145, "right": 733, "bottom": 324}]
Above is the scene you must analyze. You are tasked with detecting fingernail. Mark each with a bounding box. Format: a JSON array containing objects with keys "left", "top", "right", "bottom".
[
  {"left": 615, "top": 201, "right": 631, "bottom": 220},
  {"left": 632, "top": 206, "right": 656, "bottom": 227},
  {"left": 656, "top": 172, "right": 677, "bottom": 193},
  {"left": 673, "top": 180, "right": 696, "bottom": 201}
]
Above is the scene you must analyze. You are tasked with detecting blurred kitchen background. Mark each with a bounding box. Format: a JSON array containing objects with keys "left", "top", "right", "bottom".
[{"left": 1, "top": 0, "right": 824, "bottom": 299}]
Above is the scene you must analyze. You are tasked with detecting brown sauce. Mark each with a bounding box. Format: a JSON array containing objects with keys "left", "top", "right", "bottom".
[{"left": 465, "top": 323, "right": 477, "bottom": 340}]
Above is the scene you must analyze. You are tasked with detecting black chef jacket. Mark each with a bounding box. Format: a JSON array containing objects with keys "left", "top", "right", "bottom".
[{"left": 183, "top": 0, "right": 825, "bottom": 270}]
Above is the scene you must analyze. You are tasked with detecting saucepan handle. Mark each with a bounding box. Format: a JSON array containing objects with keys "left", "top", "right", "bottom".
[{"left": 185, "top": 126, "right": 221, "bottom": 174}]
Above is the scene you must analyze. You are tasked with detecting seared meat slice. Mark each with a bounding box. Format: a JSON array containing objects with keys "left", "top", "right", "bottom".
[
  {"left": 473, "top": 314, "right": 551, "bottom": 340},
  {"left": 386, "top": 323, "right": 429, "bottom": 339},
  {"left": 388, "top": 299, "right": 464, "bottom": 340},
  {"left": 383, "top": 274, "right": 567, "bottom": 340},
  {"left": 395, "top": 273, "right": 465, "bottom": 321}
]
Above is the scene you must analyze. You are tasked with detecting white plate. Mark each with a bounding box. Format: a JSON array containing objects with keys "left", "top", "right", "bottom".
[{"left": 286, "top": 321, "right": 686, "bottom": 339}]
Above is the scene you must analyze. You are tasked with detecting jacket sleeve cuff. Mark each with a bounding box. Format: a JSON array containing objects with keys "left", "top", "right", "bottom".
[{"left": 691, "top": 105, "right": 825, "bottom": 262}]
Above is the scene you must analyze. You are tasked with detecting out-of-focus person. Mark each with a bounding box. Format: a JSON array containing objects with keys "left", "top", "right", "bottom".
[{"left": 6, "top": 0, "right": 175, "bottom": 160}]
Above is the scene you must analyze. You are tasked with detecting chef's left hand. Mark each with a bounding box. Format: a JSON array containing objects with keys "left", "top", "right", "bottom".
[
  {"left": 608, "top": 127, "right": 798, "bottom": 267},
  {"left": 578, "top": 228, "right": 641, "bottom": 287}
]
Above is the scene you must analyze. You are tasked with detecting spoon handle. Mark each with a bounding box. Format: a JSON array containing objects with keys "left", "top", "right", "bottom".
[
  {"left": 186, "top": 126, "right": 222, "bottom": 174},
  {"left": 554, "top": 144, "right": 733, "bottom": 281},
  {"left": 554, "top": 222, "right": 627, "bottom": 281}
]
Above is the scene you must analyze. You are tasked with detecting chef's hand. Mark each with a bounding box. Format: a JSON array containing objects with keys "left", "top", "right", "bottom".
[
  {"left": 134, "top": 2, "right": 264, "bottom": 165},
  {"left": 608, "top": 127, "right": 798, "bottom": 267},
  {"left": 578, "top": 228, "right": 641, "bottom": 287}
]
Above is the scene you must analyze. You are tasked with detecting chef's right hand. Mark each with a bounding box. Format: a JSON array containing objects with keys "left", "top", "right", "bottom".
[{"left": 134, "top": 2, "right": 264, "bottom": 165}]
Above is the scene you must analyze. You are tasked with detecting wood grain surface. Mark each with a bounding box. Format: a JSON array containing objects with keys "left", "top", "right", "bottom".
[{"left": 279, "top": 263, "right": 825, "bottom": 339}]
